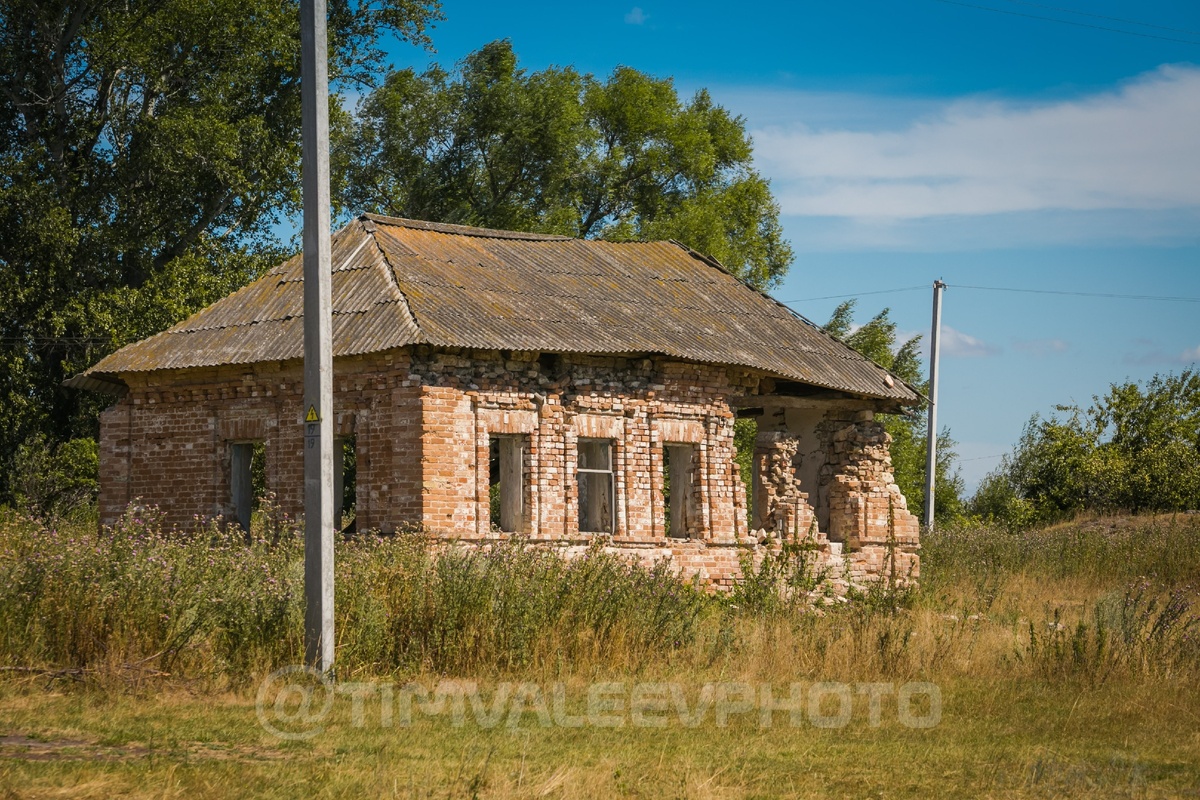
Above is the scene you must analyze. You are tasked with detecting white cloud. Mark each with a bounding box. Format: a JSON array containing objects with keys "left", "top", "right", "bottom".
[
  {"left": 750, "top": 65, "right": 1200, "bottom": 220},
  {"left": 941, "top": 326, "right": 1000, "bottom": 358},
  {"left": 1123, "top": 340, "right": 1200, "bottom": 366},
  {"left": 624, "top": 7, "right": 646, "bottom": 24},
  {"left": 1013, "top": 338, "right": 1069, "bottom": 356},
  {"left": 777, "top": 206, "right": 1200, "bottom": 252}
]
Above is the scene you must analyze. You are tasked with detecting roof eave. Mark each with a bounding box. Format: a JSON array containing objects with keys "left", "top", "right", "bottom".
[{"left": 62, "top": 371, "right": 128, "bottom": 397}]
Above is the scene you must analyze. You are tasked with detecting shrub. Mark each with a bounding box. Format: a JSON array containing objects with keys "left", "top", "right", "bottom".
[
  {"left": 971, "top": 370, "right": 1200, "bottom": 526},
  {"left": 10, "top": 434, "right": 98, "bottom": 520},
  {"left": 729, "top": 532, "right": 835, "bottom": 614}
]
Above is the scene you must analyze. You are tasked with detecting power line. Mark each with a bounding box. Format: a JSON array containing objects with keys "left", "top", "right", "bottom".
[
  {"left": 0, "top": 335, "right": 113, "bottom": 343},
  {"left": 959, "top": 453, "right": 1007, "bottom": 462},
  {"left": 781, "top": 285, "right": 928, "bottom": 303},
  {"left": 0, "top": 338, "right": 112, "bottom": 346},
  {"left": 928, "top": 0, "right": 1200, "bottom": 45},
  {"left": 783, "top": 283, "right": 1200, "bottom": 305},
  {"left": 997, "top": 0, "right": 1200, "bottom": 37},
  {"left": 948, "top": 284, "right": 1200, "bottom": 303}
]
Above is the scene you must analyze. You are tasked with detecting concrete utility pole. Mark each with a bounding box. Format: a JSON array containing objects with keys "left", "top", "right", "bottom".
[
  {"left": 923, "top": 280, "right": 946, "bottom": 531},
  {"left": 301, "top": 0, "right": 335, "bottom": 673}
]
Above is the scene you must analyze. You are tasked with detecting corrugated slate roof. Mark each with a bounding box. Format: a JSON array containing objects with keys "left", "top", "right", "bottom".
[{"left": 67, "top": 214, "right": 920, "bottom": 402}]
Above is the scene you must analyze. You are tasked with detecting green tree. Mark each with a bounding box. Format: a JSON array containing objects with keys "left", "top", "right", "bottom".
[
  {"left": 339, "top": 40, "right": 793, "bottom": 290},
  {"left": 11, "top": 433, "right": 98, "bottom": 520},
  {"left": 0, "top": 0, "right": 441, "bottom": 498},
  {"left": 823, "top": 300, "right": 964, "bottom": 523},
  {"left": 970, "top": 370, "right": 1200, "bottom": 526},
  {"left": 1095, "top": 370, "right": 1200, "bottom": 512}
]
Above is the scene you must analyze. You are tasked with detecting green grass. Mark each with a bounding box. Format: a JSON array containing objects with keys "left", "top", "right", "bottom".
[
  {"left": 1, "top": 677, "right": 1196, "bottom": 798},
  {"left": 1, "top": 510, "right": 1199, "bottom": 797}
]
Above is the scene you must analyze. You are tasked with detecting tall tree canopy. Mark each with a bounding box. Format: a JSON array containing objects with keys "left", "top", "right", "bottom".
[
  {"left": 339, "top": 40, "right": 793, "bottom": 290},
  {"left": 972, "top": 370, "right": 1200, "bottom": 527},
  {"left": 823, "top": 300, "right": 964, "bottom": 523},
  {"left": 0, "top": 0, "right": 440, "bottom": 496}
]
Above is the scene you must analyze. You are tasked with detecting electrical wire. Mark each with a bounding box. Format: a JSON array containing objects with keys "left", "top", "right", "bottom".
[
  {"left": 781, "top": 283, "right": 1200, "bottom": 306},
  {"left": 928, "top": 0, "right": 1200, "bottom": 45},
  {"left": 948, "top": 284, "right": 1200, "bottom": 303},
  {"left": 781, "top": 285, "right": 928, "bottom": 303},
  {"left": 997, "top": 0, "right": 1200, "bottom": 36}
]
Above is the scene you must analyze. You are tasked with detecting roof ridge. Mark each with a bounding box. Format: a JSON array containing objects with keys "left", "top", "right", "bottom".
[
  {"left": 65, "top": 216, "right": 922, "bottom": 404},
  {"left": 361, "top": 213, "right": 574, "bottom": 242},
  {"left": 362, "top": 217, "right": 428, "bottom": 342}
]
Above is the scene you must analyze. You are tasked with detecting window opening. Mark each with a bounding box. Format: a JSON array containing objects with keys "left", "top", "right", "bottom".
[
  {"left": 489, "top": 435, "right": 526, "bottom": 532},
  {"left": 577, "top": 438, "right": 614, "bottom": 534},
  {"left": 335, "top": 436, "right": 356, "bottom": 532},
  {"left": 230, "top": 441, "right": 265, "bottom": 532},
  {"left": 664, "top": 443, "right": 696, "bottom": 538}
]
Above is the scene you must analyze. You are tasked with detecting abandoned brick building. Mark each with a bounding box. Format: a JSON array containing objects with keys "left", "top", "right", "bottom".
[{"left": 68, "top": 215, "right": 923, "bottom": 586}]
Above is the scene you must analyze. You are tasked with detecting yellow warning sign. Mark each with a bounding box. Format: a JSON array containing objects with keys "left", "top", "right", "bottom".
[{"left": 305, "top": 405, "right": 320, "bottom": 423}]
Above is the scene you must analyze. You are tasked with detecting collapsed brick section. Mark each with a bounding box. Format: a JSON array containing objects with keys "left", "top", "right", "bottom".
[
  {"left": 98, "top": 346, "right": 919, "bottom": 589},
  {"left": 821, "top": 410, "right": 921, "bottom": 584},
  {"left": 749, "top": 404, "right": 921, "bottom": 586}
]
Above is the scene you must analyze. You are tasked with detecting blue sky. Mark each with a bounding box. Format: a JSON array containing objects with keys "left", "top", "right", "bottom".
[{"left": 379, "top": 1, "right": 1200, "bottom": 492}]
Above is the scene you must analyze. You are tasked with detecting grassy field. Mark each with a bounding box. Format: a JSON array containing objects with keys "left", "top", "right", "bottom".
[{"left": 1, "top": 510, "right": 1199, "bottom": 798}]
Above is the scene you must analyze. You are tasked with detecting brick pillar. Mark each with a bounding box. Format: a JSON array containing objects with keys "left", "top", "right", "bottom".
[
  {"left": 98, "top": 399, "right": 132, "bottom": 526},
  {"left": 705, "top": 412, "right": 742, "bottom": 544},
  {"left": 418, "top": 385, "right": 477, "bottom": 534},
  {"left": 823, "top": 411, "right": 920, "bottom": 553},
  {"left": 534, "top": 394, "right": 567, "bottom": 540}
]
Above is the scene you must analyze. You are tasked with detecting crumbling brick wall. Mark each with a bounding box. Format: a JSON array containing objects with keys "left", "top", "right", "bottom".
[
  {"left": 821, "top": 409, "right": 921, "bottom": 582},
  {"left": 753, "top": 427, "right": 819, "bottom": 540},
  {"left": 747, "top": 404, "right": 920, "bottom": 586},
  {"left": 96, "top": 345, "right": 918, "bottom": 588}
]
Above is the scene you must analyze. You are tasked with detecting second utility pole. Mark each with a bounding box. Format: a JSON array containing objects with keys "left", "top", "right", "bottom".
[{"left": 923, "top": 280, "right": 946, "bottom": 531}]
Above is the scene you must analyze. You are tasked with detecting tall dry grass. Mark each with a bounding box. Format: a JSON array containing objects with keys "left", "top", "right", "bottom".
[
  {"left": 0, "top": 505, "right": 1197, "bottom": 688},
  {"left": 0, "top": 501, "right": 706, "bottom": 682}
]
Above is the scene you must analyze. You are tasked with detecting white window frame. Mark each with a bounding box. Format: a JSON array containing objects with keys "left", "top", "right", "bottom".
[{"left": 577, "top": 438, "right": 616, "bottom": 534}]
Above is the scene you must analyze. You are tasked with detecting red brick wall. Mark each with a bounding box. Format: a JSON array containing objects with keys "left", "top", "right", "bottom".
[
  {"left": 97, "top": 345, "right": 918, "bottom": 588},
  {"left": 402, "top": 348, "right": 753, "bottom": 546},
  {"left": 98, "top": 401, "right": 132, "bottom": 523},
  {"left": 100, "top": 353, "right": 418, "bottom": 531}
]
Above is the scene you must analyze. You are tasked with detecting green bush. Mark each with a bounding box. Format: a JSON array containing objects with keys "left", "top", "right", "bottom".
[
  {"left": 10, "top": 434, "right": 99, "bottom": 520},
  {"left": 971, "top": 370, "right": 1200, "bottom": 526}
]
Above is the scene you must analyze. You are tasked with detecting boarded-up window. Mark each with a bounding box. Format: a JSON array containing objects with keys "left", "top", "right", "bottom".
[
  {"left": 664, "top": 443, "right": 697, "bottom": 538},
  {"left": 489, "top": 435, "right": 526, "bottom": 532},
  {"left": 578, "top": 439, "right": 614, "bottom": 534}
]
